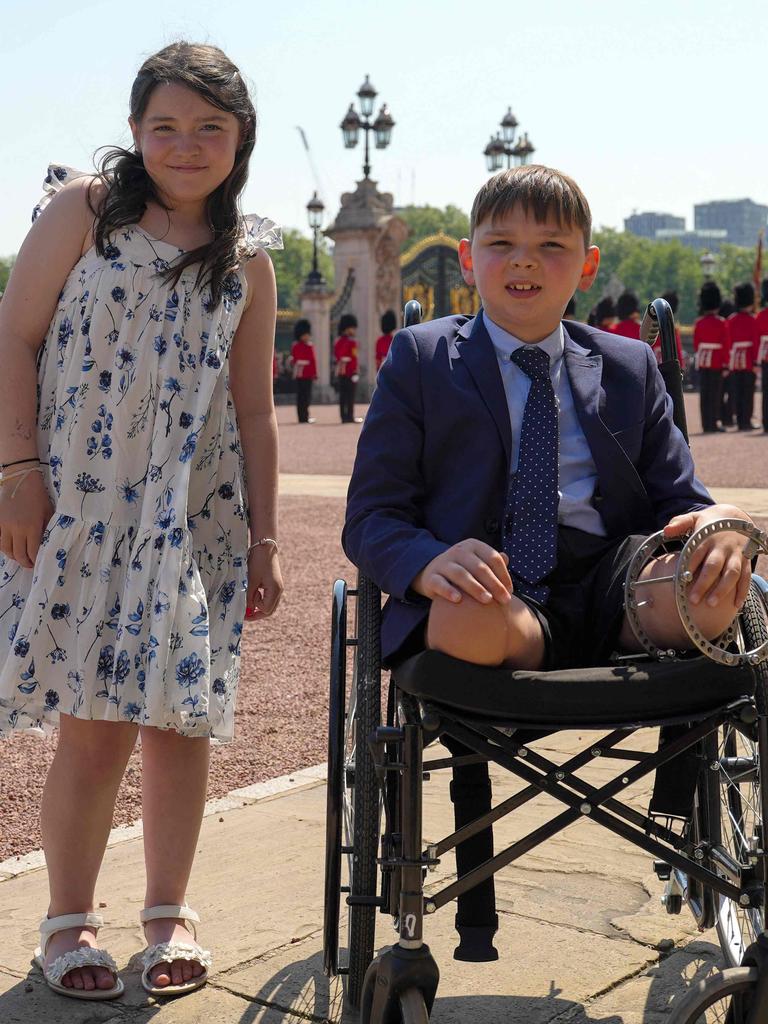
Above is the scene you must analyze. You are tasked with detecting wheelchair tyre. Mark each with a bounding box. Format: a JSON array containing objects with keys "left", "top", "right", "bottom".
[
  {"left": 346, "top": 575, "right": 383, "bottom": 1008},
  {"left": 714, "top": 583, "right": 768, "bottom": 968},
  {"left": 667, "top": 967, "right": 758, "bottom": 1023}
]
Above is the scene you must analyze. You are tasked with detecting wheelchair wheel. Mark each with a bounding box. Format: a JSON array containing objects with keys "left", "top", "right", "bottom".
[
  {"left": 715, "top": 584, "right": 768, "bottom": 967},
  {"left": 345, "top": 575, "right": 383, "bottom": 1008},
  {"left": 668, "top": 967, "right": 758, "bottom": 1023},
  {"left": 323, "top": 576, "right": 382, "bottom": 1007}
]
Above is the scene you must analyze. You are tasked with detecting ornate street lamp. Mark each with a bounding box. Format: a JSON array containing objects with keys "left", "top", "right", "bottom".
[
  {"left": 305, "top": 191, "right": 325, "bottom": 287},
  {"left": 339, "top": 75, "right": 395, "bottom": 178},
  {"left": 483, "top": 109, "right": 535, "bottom": 170},
  {"left": 700, "top": 250, "right": 717, "bottom": 280},
  {"left": 484, "top": 134, "right": 505, "bottom": 173}
]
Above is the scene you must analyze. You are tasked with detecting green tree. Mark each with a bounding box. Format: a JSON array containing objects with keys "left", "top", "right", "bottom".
[
  {"left": 574, "top": 231, "right": 756, "bottom": 324},
  {"left": 714, "top": 244, "right": 758, "bottom": 302},
  {"left": 0, "top": 256, "right": 14, "bottom": 293},
  {"left": 269, "top": 228, "right": 334, "bottom": 310},
  {"left": 397, "top": 204, "right": 470, "bottom": 252}
]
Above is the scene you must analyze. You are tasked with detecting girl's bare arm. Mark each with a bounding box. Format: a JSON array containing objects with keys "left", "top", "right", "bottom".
[
  {"left": 0, "top": 178, "right": 96, "bottom": 462},
  {"left": 229, "top": 248, "right": 282, "bottom": 616},
  {"left": 0, "top": 179, "right": 96, "bottom": 566}
]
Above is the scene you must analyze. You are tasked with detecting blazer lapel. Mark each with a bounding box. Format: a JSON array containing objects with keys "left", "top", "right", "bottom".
[
  {"left": 563, "top": 328, "right": 650, "bottom": 524},
  {"left": 455, "top": 313, "right": 512, "bottom": 465}
]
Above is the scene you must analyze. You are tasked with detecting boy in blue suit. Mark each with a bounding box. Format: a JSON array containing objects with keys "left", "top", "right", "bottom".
[{"left": 344, "top": 166, "right": 753, "bottom": 672}]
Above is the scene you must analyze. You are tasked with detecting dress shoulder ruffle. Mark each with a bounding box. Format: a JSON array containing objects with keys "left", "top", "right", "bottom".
[
  {"left": 32, "top": 164, "right": 93, "bottom": 222},
  {"left": 241, "top": 214, "right": 283, "bottom": 257}
]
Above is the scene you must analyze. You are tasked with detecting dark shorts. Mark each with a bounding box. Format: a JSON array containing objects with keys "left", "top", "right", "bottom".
[
  {"left": 391, "top": 527, "right": 649, "bottom": 671},
  {"left": 524, "top": 527, "right": 649, "bottom": 670}
]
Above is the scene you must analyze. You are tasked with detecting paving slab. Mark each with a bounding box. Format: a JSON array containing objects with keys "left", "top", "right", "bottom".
[{"left": 0, "top": 728, "right": 732, "bottom": 1023}]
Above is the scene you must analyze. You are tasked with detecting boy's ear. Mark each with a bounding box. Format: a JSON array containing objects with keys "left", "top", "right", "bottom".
[
  {"left": 577, "top": 245, "right": 600, "bottom": 293},
  {"left": 458, "top": 238, "right": 475, "bottom": 287}
]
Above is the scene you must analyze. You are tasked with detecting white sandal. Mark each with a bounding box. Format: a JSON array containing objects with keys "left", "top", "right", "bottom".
[
  {"left": 140, "top": 904, "right": 212, "bottom": 997},
  {"left": 34, "top": 912, "right": 124, "bottom": 1000}
]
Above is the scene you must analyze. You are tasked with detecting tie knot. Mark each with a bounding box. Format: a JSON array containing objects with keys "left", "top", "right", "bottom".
[{"left": 511, "top": 345, "right": 550, "bottom": 382}]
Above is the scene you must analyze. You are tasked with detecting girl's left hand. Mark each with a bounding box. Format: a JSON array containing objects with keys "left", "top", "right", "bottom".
[{"left": 245, "top": 545, "right": 283, "bottom": 621}]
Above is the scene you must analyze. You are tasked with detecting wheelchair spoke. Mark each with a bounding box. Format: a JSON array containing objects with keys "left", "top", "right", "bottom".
[{"left": 715, "top": 721, "right": 763, "bottom": 965}]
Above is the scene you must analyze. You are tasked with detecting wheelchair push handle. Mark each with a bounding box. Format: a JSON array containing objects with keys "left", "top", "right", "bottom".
[
  {"left": 403, "top": 300, "right": 423, "bottom": 328},
  {"left": 640, "top": 297, "right": 689, "bottom": 445}
]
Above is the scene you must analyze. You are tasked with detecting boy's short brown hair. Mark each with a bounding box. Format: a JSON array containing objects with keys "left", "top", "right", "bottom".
[{"left": 470, "top": 165, "right": 592, "bottom": 248}]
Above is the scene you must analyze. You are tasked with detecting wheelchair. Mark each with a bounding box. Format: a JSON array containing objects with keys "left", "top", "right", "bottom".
[{"left": 323, "top": 299, "right": 768, "bottom": 1023}]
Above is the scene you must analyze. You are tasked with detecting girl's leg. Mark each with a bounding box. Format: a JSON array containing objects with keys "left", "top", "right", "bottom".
[
  {"left": 41, "top": 714, "right": 138, "bottom": 991},
  {"left": 139, "top": 725, "right": 210, "bottom": 987}
]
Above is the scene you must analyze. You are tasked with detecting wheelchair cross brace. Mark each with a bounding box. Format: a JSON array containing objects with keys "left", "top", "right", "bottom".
[{"left": 372, "top": 699, "right": 767, "bottom": 923}]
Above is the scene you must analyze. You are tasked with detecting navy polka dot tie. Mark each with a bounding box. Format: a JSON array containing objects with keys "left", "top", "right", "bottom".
[{"left": 503, "top": 346, "right": 559, "bottom": 603}]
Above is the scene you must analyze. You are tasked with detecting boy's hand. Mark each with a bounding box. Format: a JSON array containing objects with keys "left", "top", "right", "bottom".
[
  {"left": 663, "top": 504, "right": 753, "bottom": 610},
  {"left": 411, "top": 539, "right": 513, "bottom": 605}
]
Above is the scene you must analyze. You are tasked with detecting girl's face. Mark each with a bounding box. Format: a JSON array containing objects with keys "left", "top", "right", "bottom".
[{"left": 130, "top": 82, "right": 242, "bottom": 208}]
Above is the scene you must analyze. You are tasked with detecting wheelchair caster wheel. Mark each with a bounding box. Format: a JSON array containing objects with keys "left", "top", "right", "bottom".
[{"left": 668, "top": 966, "right": 759, "bottom": 1023}]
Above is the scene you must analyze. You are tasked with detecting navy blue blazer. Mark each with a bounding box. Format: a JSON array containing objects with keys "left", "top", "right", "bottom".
[{"left": 342, "top": 313, "right": 713, "bottom": 663}]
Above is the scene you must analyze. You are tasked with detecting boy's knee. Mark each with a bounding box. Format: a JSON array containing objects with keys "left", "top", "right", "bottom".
[{"left": 426, "top": 593, "right": 544, "bottom": 669}]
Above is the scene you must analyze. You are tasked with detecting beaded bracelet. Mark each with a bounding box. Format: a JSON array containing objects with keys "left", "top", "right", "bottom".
[
  {"left": 247, "top": 537, "right": 279, "bottom": 555},
  {"left": 0, "top": 465, "right": 46, "bottom": 499}
]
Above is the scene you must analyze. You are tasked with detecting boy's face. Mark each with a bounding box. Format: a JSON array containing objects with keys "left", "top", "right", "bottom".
[{"left": 458, "top": 205, "right": 600, "bottom": 343}]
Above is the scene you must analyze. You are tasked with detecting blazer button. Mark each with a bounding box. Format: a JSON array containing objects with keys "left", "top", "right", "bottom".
[{"left": 484, "top": 517, "right": 500, "bottom": 534}]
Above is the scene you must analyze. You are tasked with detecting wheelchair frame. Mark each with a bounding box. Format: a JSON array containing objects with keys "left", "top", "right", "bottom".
[{"left": 324, "top": 299, "right": 768, "bottom": 1023}]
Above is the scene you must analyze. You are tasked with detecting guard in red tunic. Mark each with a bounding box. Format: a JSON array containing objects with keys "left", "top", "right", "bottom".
[
  {"left": 375, "top": 309, "right": 397, "bottom": 372},
  {"left": 693, "top": 282, "right": 729, "bottom": 433},
  {"left": 290, "top": 318, "right": 318, "bottom": 424},
  {"left": 755, "top": 279, "right": 768, "bottom": 433},
  {"left": 727, "top": 283, "right": 758, "bottom": 430},
  {"left": 612, "top": 290, "right": 642, "bottom": 339},
  {"left": 333, "top": 314, "right": 361, "bottom": 423}
]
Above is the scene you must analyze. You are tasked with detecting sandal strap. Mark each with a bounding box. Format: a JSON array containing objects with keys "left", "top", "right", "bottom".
[
  {"left": 140, "top": 904, "right": 199, "bottom": 938},
  {"left": 141, "top": 941, "right": 212, "bottom": 973},
  {"left": 39, "top": 912, "right": 104, "bottom": 955},
  {"left": 44, "top": 946, "right": 118, "bottom": 987}
]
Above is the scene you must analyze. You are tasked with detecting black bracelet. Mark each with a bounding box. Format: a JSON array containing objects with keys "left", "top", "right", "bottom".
[{"left": 0, "top": 456, "right": 40, "bottom": 470}]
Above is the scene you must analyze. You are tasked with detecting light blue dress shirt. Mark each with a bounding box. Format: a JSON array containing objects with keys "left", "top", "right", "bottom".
[{"left": 483, "top": 311, "right": 607, "bottom": 537}]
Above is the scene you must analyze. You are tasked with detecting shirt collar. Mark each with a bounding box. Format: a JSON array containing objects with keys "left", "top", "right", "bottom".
[{"left": 482, "top": 310, "right": 564, "bottom": 364}]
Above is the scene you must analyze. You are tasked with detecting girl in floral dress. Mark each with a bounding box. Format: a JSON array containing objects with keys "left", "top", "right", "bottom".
[{"left": 0, "top": 43, "right": 282, "bottom": 1000}]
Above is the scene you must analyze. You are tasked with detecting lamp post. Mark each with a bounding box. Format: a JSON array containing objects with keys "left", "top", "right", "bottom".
[
  {"left": 700, "top": 250, "right": 717, "bottom": 280},
  {"left": 339, "top": 75, "right": 395, "bottom": 179},
  {"left": 305, "top": 191, "right": 325, "bottom": 288},
  {"left": 483, "top": 108, "right": 536, "bottom": 172}
]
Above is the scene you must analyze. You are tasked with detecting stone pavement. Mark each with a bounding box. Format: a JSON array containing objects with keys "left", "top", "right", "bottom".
[{"left": 0, "top": 733, "right": 731, "bottom": 1023}]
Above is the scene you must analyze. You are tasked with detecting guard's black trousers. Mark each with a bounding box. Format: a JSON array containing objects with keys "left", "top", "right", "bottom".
[
  {"left": 338, "top": 376, "right": 356, "bottom": 423},
  {"left": 296, "top": 378, "right": 312, "bottom": 423},
  {"left": 698, "top": 369, "right": 723, "bottom": 432}
]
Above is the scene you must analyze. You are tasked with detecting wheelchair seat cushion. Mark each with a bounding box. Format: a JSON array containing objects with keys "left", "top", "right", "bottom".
[{"left": 392, "top": 651, "right": 755, "bottom": 728}]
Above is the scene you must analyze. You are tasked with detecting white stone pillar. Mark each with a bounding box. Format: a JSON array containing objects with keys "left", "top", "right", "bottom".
[
  {"left": 325, "top": 178, "right": 409, "bottom": 401},
  {"left": 299, "top": 284, "right": 333, "bottom": 402}
]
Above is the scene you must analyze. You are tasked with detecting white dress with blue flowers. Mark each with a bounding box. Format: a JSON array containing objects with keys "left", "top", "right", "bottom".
[{"left": 0, "top": 166, "right": 282, "bottom": 742}]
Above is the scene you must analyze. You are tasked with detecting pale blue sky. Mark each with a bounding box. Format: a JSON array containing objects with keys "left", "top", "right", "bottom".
[{"left": 1, "top": 0, "right": 764, "bottom": 257}]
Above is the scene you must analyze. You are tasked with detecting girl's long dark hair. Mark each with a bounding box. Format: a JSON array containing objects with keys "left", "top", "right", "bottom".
[{"left": 89, "top": 42, "right": 256, "bottom": 306}]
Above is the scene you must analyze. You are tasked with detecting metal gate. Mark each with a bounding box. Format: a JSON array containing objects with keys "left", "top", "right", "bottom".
[{"left": 400, "top": 232, "right": 479, "bottom": 322}]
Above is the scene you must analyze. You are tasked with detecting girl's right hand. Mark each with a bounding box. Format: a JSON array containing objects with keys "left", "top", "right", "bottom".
[{"left": 0, "top": 471, "right": 55, "bottom": 569}]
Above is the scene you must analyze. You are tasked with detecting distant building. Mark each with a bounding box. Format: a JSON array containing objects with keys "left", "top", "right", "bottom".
[
  {"left": 624, "top": 211, "right": 686, "bottom": 239},
  {"left": 694, "top": 199, "right": 768, "bottom": 248},
  {"left": 655, "top": 228, "right": 728, "bottom": 252}
]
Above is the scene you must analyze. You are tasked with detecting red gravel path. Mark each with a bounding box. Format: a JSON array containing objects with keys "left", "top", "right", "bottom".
[{"left": 0, "top": 396, "right": 766, "bottom": 862}]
